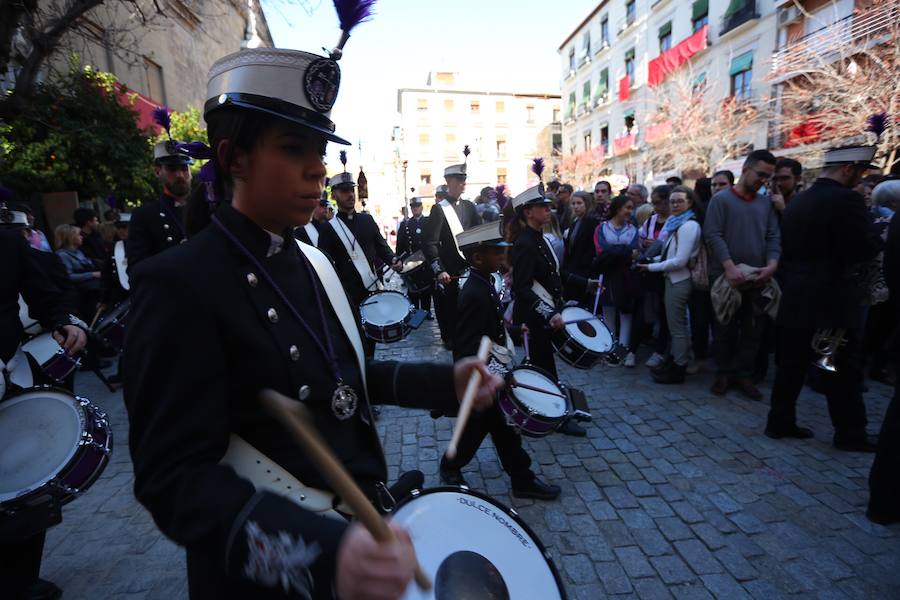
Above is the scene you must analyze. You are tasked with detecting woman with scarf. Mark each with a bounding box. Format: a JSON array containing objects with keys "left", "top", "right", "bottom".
[{"left": 637, "top": 186, "right": 702, "bottom": 383}]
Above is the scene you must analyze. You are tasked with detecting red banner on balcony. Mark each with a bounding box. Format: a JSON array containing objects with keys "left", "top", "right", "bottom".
[
  {"left": 613, "top": 134, "right": 636, "bottom": 156},
  {"left": 648, "top": 24, "right": 709, "bottom": 87},
  {"left": 645, "top": 120, "right": 672, "bottom": 144},
  {"left": 784, "top": 113, "right": 828, "bottom": 148},
  {"left": 618, "top": 75, "right": 631, "bottom": 102}
]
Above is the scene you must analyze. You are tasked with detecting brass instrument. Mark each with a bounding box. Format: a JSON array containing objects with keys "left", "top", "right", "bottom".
[{"left": 810, "top": 328, "right": 846, "bottom": 373}]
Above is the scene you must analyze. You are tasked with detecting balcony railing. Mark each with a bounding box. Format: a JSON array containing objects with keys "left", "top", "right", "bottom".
[
  {"left": 720, "top": 1, "right": 758, "bottom": 36},
  {"left": 771, "top": 4, "right": 899, "bottom": 75}
]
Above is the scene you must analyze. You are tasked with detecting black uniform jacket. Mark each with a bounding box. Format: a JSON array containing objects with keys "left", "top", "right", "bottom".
[
  {"left": 318, "top": 211, "right": 395, "bottom": 306},
  {"left": 776, "top": 178, "right": 883, "bottom": 330},
  {"left": 126, "top": 193, "right": 186, "bottom": 272},
  {"left": 512, "top": 226, "right": 590, "bottom": 325},
  {"left": 454, "top": 270, "right": 508, "bottom": 362},
  {"left": 564, "top": 215, "right": 600, "bottom": 278},
  {"left": 396, "top": 214, "right": 428, "bottom": 257},
  {"left": 423, "top": 197, "right": 481, "bottom": 276},
  {"left": 123, "top": 204, "right": 457, "bottom": 599},
  {"left": 1, "top": 231, "right": 70, "bottom": 362}
]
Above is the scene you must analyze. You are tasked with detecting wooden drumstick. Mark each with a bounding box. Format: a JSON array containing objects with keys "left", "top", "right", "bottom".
[
  {"left": 89, "top": 306, "right": 104, "bottom": 329},
  {"left": 445, "top": 335, "right": 493, "bottom": 460},
  {"left": 259, "top": 389, "right": 432, "bottom": 592}
]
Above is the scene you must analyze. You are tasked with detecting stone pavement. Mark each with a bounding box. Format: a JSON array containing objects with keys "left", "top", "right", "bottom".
[{"left": 42, "top": 319, "right": 899, "bottom": 599}]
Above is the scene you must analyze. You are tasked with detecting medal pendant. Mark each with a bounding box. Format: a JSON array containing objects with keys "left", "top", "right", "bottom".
[{"left": 331, "top": 383, "right": 358, "bottom": 420}]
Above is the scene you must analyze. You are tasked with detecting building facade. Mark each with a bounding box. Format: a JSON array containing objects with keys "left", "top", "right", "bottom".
[
  {"left": 396, "top": 71, "right": 561, "bottom": 207},
  {"left": 558, "top": 0, "right": 779, "bottom": 187}
]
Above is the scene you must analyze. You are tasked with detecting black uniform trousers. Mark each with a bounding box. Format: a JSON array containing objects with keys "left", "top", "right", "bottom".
[
  {"left": 524, "top": 322, "right": 559, "bottom": 381},
  {"left": 767, "top": 327, "right": 868, "bottom": 443},
  {"left": 434, "top": 281, "right": 459, "bottom": 347},
  {"left": 409, "top": 286, "right": 432, "bottom": 314},
  {"left": 869, "top": 361, "right": 899, "bottom": 520}
]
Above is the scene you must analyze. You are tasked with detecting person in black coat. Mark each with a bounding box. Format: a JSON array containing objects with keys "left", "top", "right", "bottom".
[
  {"left": 1, "top": 209, "right": 88, "bottom": 600},
  {"left": 122, "top": 45, "right": 500, "bottom": 600},
  {"left": 438, "top": 221, "right": 561, "bottom": 500},
  {"left": 423, "top": 169, "right": 482, "bottom": 350},
  {"left": 563, "top": 191, "right": 601, "bottom": 305},
  {"left": 766, "top": 146, "right": 884, "bottom": 452},
  {"left": 510, "top": 185, "right": 594, "bottom": 437},
  {"left": 868, "top": 189, "right": 900, "bottom": 525},
  {"left": 126, "top": 142, "right": 192, "bottom": 271},
  {"left": 395, "top": 197, "right": 432, "bottom": 316}
]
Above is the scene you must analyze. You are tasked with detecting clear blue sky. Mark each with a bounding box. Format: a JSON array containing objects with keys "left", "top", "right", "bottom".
[{"left": 262, "top": 0, "right": 597, "bottom": 162}]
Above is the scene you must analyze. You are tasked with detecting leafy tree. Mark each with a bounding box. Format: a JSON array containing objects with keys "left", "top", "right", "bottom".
[{"left": 0, "top": 62, "right": 156, "bottom": 205}]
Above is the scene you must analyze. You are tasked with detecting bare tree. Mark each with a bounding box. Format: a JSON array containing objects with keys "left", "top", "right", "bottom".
[{"left": 767, "top": 0, "right": 900, "bottom": 173}]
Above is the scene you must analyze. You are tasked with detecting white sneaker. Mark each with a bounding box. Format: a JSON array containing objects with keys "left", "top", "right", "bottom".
[
  {"left": 623, "top": 352, "right": 636, "bottom": 368},
  {"left": 645, "top": 352, "right": 665, "bottom": 368}
]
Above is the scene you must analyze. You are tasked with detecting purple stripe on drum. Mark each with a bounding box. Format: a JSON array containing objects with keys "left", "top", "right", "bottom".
[{"left": 497, "top": 394, "right": 561, "bottom": 437}]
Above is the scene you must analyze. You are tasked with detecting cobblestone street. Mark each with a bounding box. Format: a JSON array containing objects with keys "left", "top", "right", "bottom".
[{"left": 42, "top": 320, "right": 900, "bottom": 599}]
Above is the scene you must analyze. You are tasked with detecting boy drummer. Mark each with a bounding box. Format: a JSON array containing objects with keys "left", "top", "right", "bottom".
[{"left": 439, "top": 221, "right": 561, "bottom": 500}]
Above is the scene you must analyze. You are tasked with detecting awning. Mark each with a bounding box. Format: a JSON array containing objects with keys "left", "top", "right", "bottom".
[
  {"left": 647, "top": 24, "right": 709, "bottom": 87},
  {"left": 691, "top": 0, "right": 709, "bottom": 21},
  {"left": 115, "top": 83, "right": 164, "bottom": 132},
  {"left": 729, "top": 51, "right": 753, "bottom": 76},
  {"left": 659, "top": 22, "right": 672, "bottom": 38}
]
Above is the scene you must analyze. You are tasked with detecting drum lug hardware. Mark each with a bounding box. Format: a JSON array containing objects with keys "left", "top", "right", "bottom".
[{"left": 375, "top": 481, "right": 396, "bottom": 513}]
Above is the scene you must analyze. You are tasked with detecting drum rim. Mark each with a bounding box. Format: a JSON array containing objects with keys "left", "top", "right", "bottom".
[
  {"left": 0, "top": 385, "right": 88, "bottom": 503},
  {"left": 391, "top": 485, "right": 568, "bottom": 599},
  {"left": 504, "top": 365, "right": 568, "bottom": 420}
]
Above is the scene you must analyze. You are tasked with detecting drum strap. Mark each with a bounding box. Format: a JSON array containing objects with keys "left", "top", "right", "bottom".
[
  {"left": 220, "top": 434, "right": 349, "bottom": 520},
  {"left": 0, "top": 346, "right": 34, "bottom": 397},
  {"left": 329, "top": 217, "right": 380, "bottom": 290},
  {"left": 531, "top": 281, "right": 556, "bottom": 308},
  {"left": 439, "top": 200, "right": 466, "bottom": 260}
]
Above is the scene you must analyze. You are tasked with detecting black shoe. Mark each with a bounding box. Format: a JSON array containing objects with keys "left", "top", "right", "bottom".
[
  {"left": 650, "top": 355, "right": 674, "bottom": 375},
  {"left": 440, "top": 464, "right": 468, "bottom": 487},
  {"left": 834, "top": 434, "right": 878, "bottom": 453},
  {"left": 652, "top": 362, "right": 686, "bottom": 384},
  {"left": 425, "top": 313, "right": 434, "bottom": 321},
  {"left": 765, "top": 425, "right": 814, "bottom": 440},
  {"left": 711, "top": 375, "right": 730, "bottom": 396},
  {"left": 558, "top": 420, "right": 587, "bottom": 437},
  {"left": 29, "top": 579, "right": 62, "bottom": 600},
  {"left": 512, "top": 477, "right": 561, "bottom": 500},
  {"left": 107, "top": 373, "right": 122, "bottom": 385},
  {"left": 866, "top": 507, "right": 900, "bottom": 526}
]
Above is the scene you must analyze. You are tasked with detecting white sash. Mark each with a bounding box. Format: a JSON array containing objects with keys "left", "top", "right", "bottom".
[
  {"left": 439, "top": 200, "right": 466, "bottom": 260},
  {"left": 303, "top": 222, "right": 319, "bottom": 247},
  {"left": 114, "top": 240, "right": 130, "bottom": 291},
  {"left": 531, "top": 280, "right": 556, "bottom": 307},
  {"left": 330, "top": 216, "right": 379, "bottom": 290}
]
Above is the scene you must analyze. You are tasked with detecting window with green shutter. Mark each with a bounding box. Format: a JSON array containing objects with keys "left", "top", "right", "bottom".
[{"left": 659, "top": 21, "right": 673, "bottom": 52}]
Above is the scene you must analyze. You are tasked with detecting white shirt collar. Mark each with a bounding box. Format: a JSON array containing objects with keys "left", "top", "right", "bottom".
[{"left": 266, "top": 230, "right": 284, "bottom": 257}]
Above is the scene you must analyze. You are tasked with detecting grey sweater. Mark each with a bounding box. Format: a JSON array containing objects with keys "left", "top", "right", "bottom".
[{"left": 703, "top": 187, "right": 781, "bottom": 275}]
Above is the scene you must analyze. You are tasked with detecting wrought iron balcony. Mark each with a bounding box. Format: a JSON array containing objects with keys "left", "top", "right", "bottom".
[{"left": 720, "top": 1, "right": 759, "bottom": 36}]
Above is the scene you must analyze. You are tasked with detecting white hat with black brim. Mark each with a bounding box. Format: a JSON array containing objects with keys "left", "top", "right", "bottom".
[
  {"left": 823, "top": 145, "right": 879, "bottom": 170},
  {"left": 511, "top": 184, "right": 552, "bottom": 210},
  {"left": 456, "top": 221, "right": 512, "bottom": 250}
]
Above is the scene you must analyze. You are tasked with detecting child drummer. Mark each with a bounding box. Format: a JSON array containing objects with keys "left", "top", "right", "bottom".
[{"left": 439, "top": 221, "right": 561, "bottom": 500}]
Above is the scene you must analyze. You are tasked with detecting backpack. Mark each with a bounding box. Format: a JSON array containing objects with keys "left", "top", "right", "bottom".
[{"left": 673, "top": 219, "right": 709, "bottom": 291}]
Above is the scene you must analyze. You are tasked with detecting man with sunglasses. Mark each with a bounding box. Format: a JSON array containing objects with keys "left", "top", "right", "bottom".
[{"left": 704, "top": 149, "right": 781, "bottom": 400}]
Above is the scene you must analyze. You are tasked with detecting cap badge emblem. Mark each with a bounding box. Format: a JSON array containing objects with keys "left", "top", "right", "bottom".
[{"left": 304, "top": 58, "right": 340, "bottom": 112}]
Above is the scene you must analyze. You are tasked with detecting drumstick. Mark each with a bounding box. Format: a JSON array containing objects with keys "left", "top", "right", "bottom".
[
  {"left": 592, "top": 275, "right": 604, "bottom": 316},
  {"left": 260, "top": 389, "right": 432, "bottom": 592},
  {"left": 509, "top": 380, "right": 568, "bottom": 399},
  {"left": 89, "top": 306, "right": 104, "bottom": 329},
  {"left": 445, "top": 335, "right": 492, "bottom": 460}
]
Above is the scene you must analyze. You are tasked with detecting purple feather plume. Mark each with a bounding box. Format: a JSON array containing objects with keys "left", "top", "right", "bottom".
[
  {"left": 532, "top": 157, "right": 545, "bottom": 179},
  {"left": 866, "top": 112, "right": 889, "bottom": 140},
  {"left": 339, "top": 150, "right": 348, "bottom": 169},
  {"left": 334, "top": 0, "right": 376, "bottom": 33},
  {"left": 152, "top": 106, "right": 171, "bottom": 138},
  {"left": 463, "top": 145, "right": 471, "bottom": 158},
  {"left": 0, "top": 185, "right": 12, "bottom": 203},
  {"left": 177, "top": 141, "right": 214, "bottom": 160},
  {"left": 494, "top": 185, "right": 508, "bottom": 208},
  {"left": 199, "top": 162, "right": 218, "bottom": 207}
]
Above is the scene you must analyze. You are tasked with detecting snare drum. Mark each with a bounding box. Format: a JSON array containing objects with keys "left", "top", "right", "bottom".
[
  {"left": 500, "top": 366, "right": 569, "bottom": 437},
  {"left": 400, "top": 250, "right": 433, "bottom": 294},
  {"left": 392, "top": 487, "right": 567, "bottom": 600},
  {"left": 359, "top": 291, "right": 414, "bottom": 343},
  {"left": 94, "top": 300, "right": 130, "bottom": 354},
  {"left": 21, "top": 333, "right": 81, "bottom": 382},
  {"left": 552, "top": 306, "right": 615, "bottom": 369},
  {"left": 0, "top": 386, "right": 111, "bottom": 512}
]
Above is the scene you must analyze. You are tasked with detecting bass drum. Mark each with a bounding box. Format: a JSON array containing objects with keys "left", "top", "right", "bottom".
[{"left": 392, "top": 487, "right": 567, "bottom": 599}]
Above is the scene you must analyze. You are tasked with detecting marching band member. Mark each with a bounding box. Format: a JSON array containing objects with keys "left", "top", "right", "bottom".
[
  {"left": 396, "top": 197, "right": 432, "bottom": 318},
  {"left": 126, "top": 107, "right": 192, "bottom": 270},
  {"left": 122, "top": 9, "right": 501, "bottom": 599},
  {"left": 766, "top": 144, "right": 884, "bottom": 451},
  {"left": 1, "top": 202, "right": 88, "bottom": 600},
  {"left": 423, "top": 154, "right": 482, "bottom": 350},
  {"left": 509, "top": 160, "right": 593, "bottom": 437},
  {"left": 439, "top": 220, "right": 561, "bottom": 500}
]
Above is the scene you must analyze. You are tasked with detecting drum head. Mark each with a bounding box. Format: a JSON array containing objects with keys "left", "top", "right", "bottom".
[
  {"left": 402, "top": 251, "right": 426, "bottom": 273},
  {"left": 561, "top": 307, "right": 614, "bottom": 353},
  {"left": 509, "top": 368, "right": 567, "bottom": 418},
  {"left": 22, "top": 333, "right": 62, "bottom": 364},
  {"left": 360, "top": 292, "right": 412, "bottom": 326},
  {"left": 0, "top": 388, "right": 85, "bottom": 502},
  {"left": 392, "top": 487, "right": 566, "bottom": 600}
]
